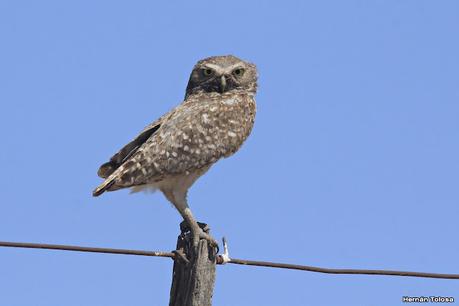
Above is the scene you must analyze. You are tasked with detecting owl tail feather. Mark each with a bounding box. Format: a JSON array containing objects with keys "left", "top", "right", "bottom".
[{"left": 92, "top": 179, "right": 116, "bottom": 197}]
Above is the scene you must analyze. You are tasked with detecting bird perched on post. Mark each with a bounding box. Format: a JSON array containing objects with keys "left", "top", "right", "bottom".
[{"left": 93, "top": 55, "right": 257, "bottom": 247}]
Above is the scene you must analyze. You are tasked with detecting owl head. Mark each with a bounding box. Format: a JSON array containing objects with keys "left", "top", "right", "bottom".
[{"left": 185, "top": 55, "right": 258, "bottom": 98}]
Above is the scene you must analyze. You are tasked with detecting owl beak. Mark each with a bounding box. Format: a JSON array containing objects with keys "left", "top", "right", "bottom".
[{"left": 219, "top": 75, "right": 227, "bottom": 93}]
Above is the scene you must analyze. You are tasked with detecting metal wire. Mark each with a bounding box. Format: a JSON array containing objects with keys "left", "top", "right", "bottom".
[
  {"left": 1, "top": 241, "right": 458, "bottom": 279},
  {"left": 0, "top": 241, "right": 174, "bottom": 258},
  {"left": 225, "top": 258, "right": 459, "bottom": 279}
]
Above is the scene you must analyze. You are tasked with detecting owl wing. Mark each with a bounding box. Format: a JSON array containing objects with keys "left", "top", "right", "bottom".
[
  {"left": 96, "top": 121, "right": 163, "bottom": 180},
  {"left": 96, "top": 124, "right": 160, "bottom": 179},
  {"left": 93, "top": 95, "right": 255, "bottom": 196}
]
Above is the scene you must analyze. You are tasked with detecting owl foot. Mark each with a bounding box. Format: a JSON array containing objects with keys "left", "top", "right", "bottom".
[
  {"left": 179, "top": 220, "right": 219, "bottom": 251},
  {"left": 193, "top": 228, "right": 219, "bottom": 250}
]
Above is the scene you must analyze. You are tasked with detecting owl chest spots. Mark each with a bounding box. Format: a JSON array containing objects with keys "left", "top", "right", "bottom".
[
  {"left": 221, "top": 96, "right": 238, "bottom": 105},
  {"left": 151, "top": 95, "right": 255, "bottom": 172}
]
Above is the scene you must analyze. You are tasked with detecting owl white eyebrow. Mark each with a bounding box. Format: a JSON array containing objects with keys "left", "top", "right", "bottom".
[
  {"left": 202, "top": 63, "right": 244, "bottom": 74},
  {"left": 226, "top": 63, "right": 245, "bottom": 71}
]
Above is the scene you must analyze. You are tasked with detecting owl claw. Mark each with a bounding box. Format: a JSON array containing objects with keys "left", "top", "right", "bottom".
[{"left": 192, "top": 228, "right": 219, "bottom": 252}]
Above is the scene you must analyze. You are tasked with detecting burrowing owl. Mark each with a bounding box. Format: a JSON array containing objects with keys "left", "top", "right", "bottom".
[{"left": 93, "top": 55, "right": 257, "bottom": 247}]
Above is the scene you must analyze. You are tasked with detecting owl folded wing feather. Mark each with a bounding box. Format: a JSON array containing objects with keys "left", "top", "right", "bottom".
[
  {"left": 93, "top": 108, "right": 179, "bottom": 196},
  {"left": 95, "top": 105, "right": 181, "bottom": 180},
  {"left": 97, "top": 123, "right": 161, "bottom": 179}
]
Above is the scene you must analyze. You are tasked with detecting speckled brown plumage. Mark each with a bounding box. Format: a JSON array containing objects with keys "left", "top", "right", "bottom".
[{"left": 93, "top": 55, "right": 257, "bottom": 247}]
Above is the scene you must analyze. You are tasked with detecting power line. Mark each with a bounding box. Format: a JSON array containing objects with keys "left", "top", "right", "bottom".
[
  {"left": 0, "top": 241, "right": 174, "bottom": 258},
  {"left": 1, "top": 240, "right": 458, "bottom": 280},
  {"left": 225, "top": 258, "right": 459, "bottom": 279}
]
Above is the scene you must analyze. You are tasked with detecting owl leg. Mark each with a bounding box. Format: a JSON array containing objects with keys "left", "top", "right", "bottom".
[{"left": 163, "top": 189, "right": 218, "bottom": 249}]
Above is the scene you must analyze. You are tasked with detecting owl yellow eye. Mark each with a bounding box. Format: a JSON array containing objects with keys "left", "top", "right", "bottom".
[
  {"left": 202, "top": 68, "right": 214, "bottom": 76},
  {"left": 233, "top": 68, "right": 245, "bottom": 76}
]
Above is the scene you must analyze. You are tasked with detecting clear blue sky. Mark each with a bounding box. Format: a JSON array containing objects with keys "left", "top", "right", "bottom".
[{"left": 1, "top": 1, "right": 458, "bottom": 305}]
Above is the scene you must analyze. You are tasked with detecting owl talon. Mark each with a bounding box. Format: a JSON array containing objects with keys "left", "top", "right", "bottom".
[{"left": 191, "top": 228, "right": 219, "bottom": 252}]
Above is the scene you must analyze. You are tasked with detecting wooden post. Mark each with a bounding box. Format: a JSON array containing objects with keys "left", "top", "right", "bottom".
[{"left": 169, "top": 222, "right": 217, "bottom": 306}]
